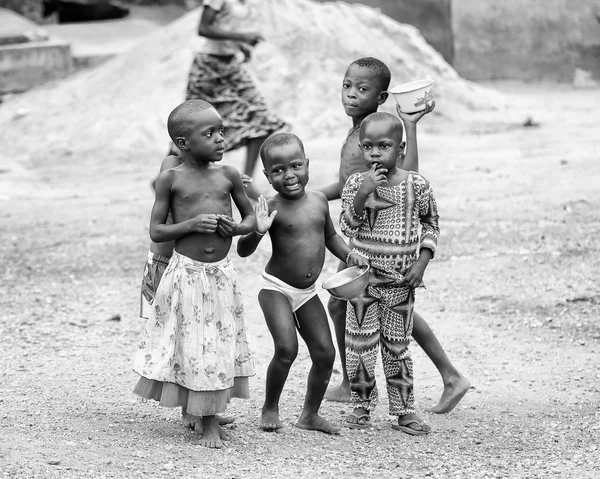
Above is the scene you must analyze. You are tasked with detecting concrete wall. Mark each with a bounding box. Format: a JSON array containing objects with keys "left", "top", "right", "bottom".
[
  {"left": 0, "top": 40, "right": 72, "bottom": 93},
  {"left": 453, "top": 0, "right": 600, "bottom": 81}
]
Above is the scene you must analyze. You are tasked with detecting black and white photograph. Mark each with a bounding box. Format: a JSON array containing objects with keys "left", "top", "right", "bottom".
[{"left": 0, "top": 0, "right": 598, "bottom": 477}]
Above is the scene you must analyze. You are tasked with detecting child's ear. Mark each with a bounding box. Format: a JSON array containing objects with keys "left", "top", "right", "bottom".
[
  {"left": 305, "top": 158, "right": 310, "bottom": 169},
  {"left": 262, "top": 169, "right": 271, "bottom": 184},
  {"left": 378, "top": 91, "right": 389, "bottom": 105},
  {"left": 176, "top": 137, "right": 188, "bottom": 151}
]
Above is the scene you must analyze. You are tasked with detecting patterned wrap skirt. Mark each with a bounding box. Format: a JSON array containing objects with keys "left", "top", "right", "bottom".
[
  {"left": 185, "top": 53, "right": 288, "bottom": 152},
  {"left": 133, "top": 251, "right": 254, "bottom": 416}
]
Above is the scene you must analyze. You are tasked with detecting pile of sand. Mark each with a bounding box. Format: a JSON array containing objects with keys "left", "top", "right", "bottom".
[{"left": 0, "top": 0, "right": 503, "bottom": 170}]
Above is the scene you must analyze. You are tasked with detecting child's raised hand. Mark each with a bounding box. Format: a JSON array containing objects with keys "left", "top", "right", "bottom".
[
  {"left": 191, "top": 213, "right": 219, "bottom": 234},
  {"left": 216, "top": 214, "right": 238, "bottom": 237},
  {"left": 255, "top": 195, "right": 277, "bottom": 234},
  {"left": 396, "top": 100, "right": 436, "bottom": 125},
  {"left": 240, "top": 173, "right": 253, "bottom": 188},
  {"left": 361, "top": 163, "right": 388, "bottom": 195}
]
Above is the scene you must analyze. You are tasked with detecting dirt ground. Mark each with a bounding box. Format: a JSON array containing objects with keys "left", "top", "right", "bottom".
[{"left": 0, "top": 82, "right": 599, "bottom": 478}]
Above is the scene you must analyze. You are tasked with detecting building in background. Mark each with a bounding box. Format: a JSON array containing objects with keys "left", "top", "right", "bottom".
[
  {"left": 2, "top": 0, "right": 599, "bottom": 82},
  {"left": 316, "top": 0, "right": 600, "bottom": 82}
]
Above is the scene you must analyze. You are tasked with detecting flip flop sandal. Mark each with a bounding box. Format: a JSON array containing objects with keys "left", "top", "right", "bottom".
[
  {"left": 345, "top": 412, "right": 371, "bottom": 429},
  {"left": 392, "top": 416, "right": 431, "bottom": 436}
]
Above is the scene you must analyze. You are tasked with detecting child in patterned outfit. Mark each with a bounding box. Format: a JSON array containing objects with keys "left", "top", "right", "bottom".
[
  {"left": 340, "top": 112, "right": 440, "bottom": 435},
  {"left": 321, "top": 57, "right": 470, "bottom": 414},
  {"left": 237, "top": 132, "right": 368, "bottom": 435},
  {"left": 133, "top": 100, "right": 256, "bottom": 449}
]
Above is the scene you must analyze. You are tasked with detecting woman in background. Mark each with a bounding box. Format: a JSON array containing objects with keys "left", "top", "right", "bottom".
[{"left": 183, "top": 0, "right": 288, "bottom": 198}]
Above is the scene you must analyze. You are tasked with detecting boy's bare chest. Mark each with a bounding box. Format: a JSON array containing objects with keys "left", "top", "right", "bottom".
[
  {"left": 340, "top": 131, "right": 366, "bottom": 178},
  {"left": 273, "top": 204, "right": 325, "bottom": 234},
  {"left": 173, "top": 174, "right": 231, "bottom": 202}
]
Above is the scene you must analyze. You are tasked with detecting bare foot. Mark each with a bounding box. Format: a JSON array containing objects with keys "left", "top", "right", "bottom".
[
  {"left": 216, "top": 414, "right": 235, "bottom": 426},
  {"left": 182, "top": 407, "right": 235, "bottom": 432},
  {"left": 260, "top": 409, "right": 284, "bottom": 432},
  {"left": 324, "top": 382, "right": 351, "bottom": 403},
  {"left": 296, "top": 413, "right": 340, "bottom": 435},
  {"left": 182, "top": 407, "right": 199, "bottom": 430},
  {"left": 218, "top": 424, "right": 232, "bottom": 441},
  {"left": 200, "top": 416, "right": 224, "bottom": 449},
  {"left": 425, "top": 374, "right": 471, "bottom": 414}
]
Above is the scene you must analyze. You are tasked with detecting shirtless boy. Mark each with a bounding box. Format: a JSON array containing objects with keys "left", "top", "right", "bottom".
[
  {"left": 237, "top": 132, "right": 367, "bottom": 435},
  {"left": 133, "top": 99, "right": 256, "bottom": 449}
]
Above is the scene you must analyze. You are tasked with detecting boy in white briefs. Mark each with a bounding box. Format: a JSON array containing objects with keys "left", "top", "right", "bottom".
[
  {"left": 237, "top": 133, "right": 367, "bottom": 434},
  {"left": 260, "top": 272, "right": 317, "bottom": 323}
]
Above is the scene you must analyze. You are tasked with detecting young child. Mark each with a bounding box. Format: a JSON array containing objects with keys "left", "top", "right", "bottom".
[
  {"left": 341, "top": 112, "right": 439, "bottom": 434},
  {"left": 237, "top": 132, "right": 367, "bottom": 435},
  {"left": 139, "top": 153, "right": 245, "bottom": 430},
  {"left": 321, "top": 57, "right": 470, "bottom": 413},
  {"left": 133, "top": 99, "right": 256, "bottom": 449}
]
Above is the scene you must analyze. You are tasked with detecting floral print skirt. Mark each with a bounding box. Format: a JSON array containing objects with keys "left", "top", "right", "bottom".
[{"left": 133, "top": 251, "right": 254, "bottom": 416}]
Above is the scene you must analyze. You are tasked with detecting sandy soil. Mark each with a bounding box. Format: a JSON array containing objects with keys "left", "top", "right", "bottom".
[{"left": 0, "top": 82, "right": 599, "bottom": 478}]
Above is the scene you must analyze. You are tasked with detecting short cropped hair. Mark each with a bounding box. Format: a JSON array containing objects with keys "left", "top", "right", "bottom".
[
  {"left": 350, "top": 57, "right": 391, "bottom": 91},
  {"left": 360, "top": 112, "right": 404, "bottom": 137},
  {"left": 167, "top": 99, "right": 215, "bottom": 143},
  {"left": 260, "top": 132, "right": 305, "bottom": 164}
]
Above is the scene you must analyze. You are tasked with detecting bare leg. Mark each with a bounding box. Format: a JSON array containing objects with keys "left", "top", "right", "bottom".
[
  {"left": 412, "top": 311, "right": 471, "bottom": 413},
  {"left": 243, "top": 136, "right": 266, "bottom": 200},
  {"left": 325, "top": 263, "right": 351, "bottom": 403},
  {"left": 294, "top": 297, "right": 340, "bottom": 435},
  {"left": 258, "top": 290, "right": 298, "bottom": 431}
]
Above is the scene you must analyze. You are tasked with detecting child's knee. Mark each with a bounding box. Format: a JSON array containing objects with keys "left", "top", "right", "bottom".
[
  {"left": 313, "top": 346, "right": 335, "bottom": 369},
  {"left": 274, "top": 343, "right": 298, "bottom": 365}
]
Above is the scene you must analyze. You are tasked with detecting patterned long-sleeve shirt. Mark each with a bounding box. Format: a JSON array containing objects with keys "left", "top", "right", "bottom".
[{"left": 340, "top": 171, "right": 440, "bottom": 281}]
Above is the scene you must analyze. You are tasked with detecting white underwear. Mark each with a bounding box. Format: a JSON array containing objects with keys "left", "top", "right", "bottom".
[{"left": 261, "top": 271, "right": 318, "bottom": 313}]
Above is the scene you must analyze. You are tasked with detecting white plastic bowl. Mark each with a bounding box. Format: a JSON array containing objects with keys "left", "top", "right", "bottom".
[
  {"left": 389, "top": 79, "right": 435, "bottom": 113},
  {"left": 322, "top": 265, "right": 370, "bottom": 300}
]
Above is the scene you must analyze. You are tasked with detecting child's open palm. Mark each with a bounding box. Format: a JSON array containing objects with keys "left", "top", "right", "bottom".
[{"left": 255, "top": 195, "right": 277, "bottom": 234}]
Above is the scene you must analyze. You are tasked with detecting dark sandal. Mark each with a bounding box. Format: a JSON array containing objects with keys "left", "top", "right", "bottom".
[
  {"left": 392, "top": 414, "right": 431, "bottom": 436},
  {"left": 345, "top": 411, "right": 371, "bottom": 429}
]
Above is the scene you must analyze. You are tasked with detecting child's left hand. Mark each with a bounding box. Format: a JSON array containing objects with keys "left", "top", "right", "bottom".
[
  {"left": 240, "top": 174, "right": 253, "bottom": 187},
  {"left": 402, "top": 259, "right": 427, "bottom": 288},
  {"left": 347, "top": 251, "right": 370, "bottom": 269},
  {"left": 396, "top": 101, "right": 435, "bottom": 125},
  {"left": 216, "top": 214, "right": 238, "bottom": 237}
]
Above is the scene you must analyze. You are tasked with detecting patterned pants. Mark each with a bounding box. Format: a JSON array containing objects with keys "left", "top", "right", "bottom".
[{"left": 346, "top": 283, "right": 415, "bottom": 416}]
